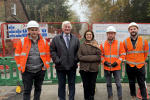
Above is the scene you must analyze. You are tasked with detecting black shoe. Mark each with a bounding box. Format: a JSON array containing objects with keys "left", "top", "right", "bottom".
[
  {"left": 90, "top": 96, "right": 94, "bottom": 100},
  {"left": 85, "top": 96, "right": 90, "bottom": 100},
  {"left": 108, "top": 96, "right": 113, "bottom": 100},
  {"left": 118, "top": 97, "right": 122, "bottom": 100}
]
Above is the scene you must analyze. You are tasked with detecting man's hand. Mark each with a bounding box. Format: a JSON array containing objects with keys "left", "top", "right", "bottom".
[
  {"left": 43, "top": 67, "right": 47, "bottom": 70},
  {"left": 104, "top": 61, "right": 111, "bottom": 67},
  {"left": 111, "top": 62, "right": 118, "bottom": 67}
]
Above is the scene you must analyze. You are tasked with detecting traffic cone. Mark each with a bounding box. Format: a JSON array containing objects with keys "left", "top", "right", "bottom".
[{"left": 137, "top": 87, "right": 149, "bottom": 99}]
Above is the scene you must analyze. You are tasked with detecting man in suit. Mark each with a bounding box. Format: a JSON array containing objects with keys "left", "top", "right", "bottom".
[{"left": 50, "top": 21, "right": 80, "bottom": 100}]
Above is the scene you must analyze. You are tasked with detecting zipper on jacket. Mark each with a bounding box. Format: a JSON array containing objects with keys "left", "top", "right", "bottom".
[{"left": 110, "top": 44, "right": 112, "bottom": 71}]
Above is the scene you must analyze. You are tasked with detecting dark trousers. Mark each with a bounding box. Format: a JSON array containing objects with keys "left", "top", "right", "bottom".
[
  {"left": 126, "top": 64, "right": 147, "bottom": 100},
  {"left": 80, "top": 70, "right": 98, "bottom": 99},
  {"left": 104, "top": 70, "right": 122, "bottom": 98},
  {"left": 21, "top": 70, "right": 46, "bottom": 100},
  {"left": 56, "top": 69, "right": 76, "bottom": 100}
]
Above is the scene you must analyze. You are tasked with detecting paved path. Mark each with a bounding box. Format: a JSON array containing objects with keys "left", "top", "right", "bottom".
[{"left": 1, "top": 83, "right": 150, "bottom": 100}]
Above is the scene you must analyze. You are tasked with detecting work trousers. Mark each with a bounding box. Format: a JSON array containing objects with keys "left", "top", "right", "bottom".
[
  {"left": 126, "top": 64, "right": 147, "bottom": 100},
  {"left": 104, "top": 70, "right": 122, "bottom": 98},
  {"left": 21, "top": 70, "right": 46, "bottom": 100},
  {"left": 80, "top": 70, "right": 98, "bottom": 100}
]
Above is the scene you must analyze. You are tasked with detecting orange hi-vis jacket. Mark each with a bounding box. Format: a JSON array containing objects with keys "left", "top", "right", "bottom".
[
  {"left": 14, "top": 33, "right": 51, "bottom": 73},
  {"left": 100, "top": 39, "right": 126, "bottom": 71},
  {"left": 123, "top": 36, "right": 149, "bottom": 68}
]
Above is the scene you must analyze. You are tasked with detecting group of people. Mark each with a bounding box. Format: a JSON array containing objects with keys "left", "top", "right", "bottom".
[{"left": 14, "top": 20, "right": 149, "bottom": 100}]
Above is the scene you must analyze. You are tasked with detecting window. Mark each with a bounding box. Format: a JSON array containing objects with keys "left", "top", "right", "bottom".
[{"left": 11, "top": 3, "right": 16, "bottom": 15}]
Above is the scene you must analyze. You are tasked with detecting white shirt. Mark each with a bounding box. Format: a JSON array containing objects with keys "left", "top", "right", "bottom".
[{"left": 63, "top": 33, "right": 70, "bottom": 47}]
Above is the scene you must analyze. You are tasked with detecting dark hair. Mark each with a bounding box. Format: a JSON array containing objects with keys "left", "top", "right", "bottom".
[{"left": 84, "top": 30, "right": 94, "bottom": 40}]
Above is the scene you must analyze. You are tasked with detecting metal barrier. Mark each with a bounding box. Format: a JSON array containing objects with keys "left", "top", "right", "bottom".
[
  {"left": 0, "top": 56, "right": 150, "bottom": 86},
  {"left": 0, "top": 22, "right": 89, "bottom": 57}
]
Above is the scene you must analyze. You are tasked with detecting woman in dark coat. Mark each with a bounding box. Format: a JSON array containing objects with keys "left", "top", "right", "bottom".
[{"left": 78, "top": 30, "right": 101, "bottom": 100}]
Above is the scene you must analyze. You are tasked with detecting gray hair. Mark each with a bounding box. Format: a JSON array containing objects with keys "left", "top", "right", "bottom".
[{"left": 62, "top": 21, "right": 72, "bottom": 29}]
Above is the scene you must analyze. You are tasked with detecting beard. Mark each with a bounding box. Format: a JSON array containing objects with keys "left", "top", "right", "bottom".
[
  {"left": 108, "top": 37, "right": 115, "bottom": 41},
  {"left": 130, "top": 31, "right": 137, "bottom": 36}
]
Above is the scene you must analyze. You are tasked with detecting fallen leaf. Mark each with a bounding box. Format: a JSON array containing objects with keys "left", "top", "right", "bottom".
[{"left": 2, "top": 97, "right": 8, "bottom": 99}]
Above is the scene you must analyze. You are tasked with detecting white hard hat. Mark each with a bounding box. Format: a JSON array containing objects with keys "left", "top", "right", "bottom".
[
  {"left": 27, "top": 20, "right": 39, "bottom": 28},
  {"left": 128, "top": 22, "right": 138, "bottom": 29},
  {"left": 106, "top": 26, "right": 116, "bottom": 33}
]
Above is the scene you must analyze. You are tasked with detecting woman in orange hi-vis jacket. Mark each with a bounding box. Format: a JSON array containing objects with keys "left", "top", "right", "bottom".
[
  {"left": 123, "top": 22, "right": 149, "bottom": 100},
  {"left": 14, "top": 20, "right": 50, "bottom": 100},
  {"left": 100, "top": 26, "right": 126, "bottom": 100}
]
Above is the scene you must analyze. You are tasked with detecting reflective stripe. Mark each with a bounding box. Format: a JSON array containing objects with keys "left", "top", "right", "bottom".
[
  {"left": 102, "top": 42, "right": 105, "bottom": 49},
  {"left": 21, "top": 53, "right": 26, "bottom": 56},
  {"left": 126, "top": 61, "right": 145, "bottom": 65},
  {"left": 14, "top": 53, "right": 20, "bottom": 56},
  {"left": 119, "top": 58, "right": 123, "bottom": 61},
  {"left": 46, "top": 53, "right": 50, "bottom": 55},
  {"left": 43, "top": 38, "right": 46, "bottom": 45},
  {"left": 144, "top": 50, "right": 149, "bottom": 53},
  {"left": 102, "top": 42, "right": 105, "bottom": 54},
  {"left": 21, "top": 38, "right": 24, "bottom": 48},
  {"left": 101, "top": 54, "right": 104, "bottom": 56},
  {"left": 101, "top": 58, "right": 104, "bottom": 61},
  {"left": 17, "top": 64, "right": 20, "bottom": 67},
  {"left": 127, "top": 51, "right": 144, "bottom": 54},
  {"left": 105, "top": 55, "right": 118, "bottom": 58},
  {"left": 120, "top": 53, "right": 126, "bottom": 56},
  {"left": 125, "top": 39, "right": 127, "bottom": 51},
  {"left": 142, "top": 37, "right": 145, "bottom": 50},
  {"left": 40, "top": 52, "right": 46, "bottom": 55},
  {"left": 117, "top": 40, "right": 120, "bottom": 56},
  {"left": 46, "top": 61, "right": 50, "bottom": 65}
]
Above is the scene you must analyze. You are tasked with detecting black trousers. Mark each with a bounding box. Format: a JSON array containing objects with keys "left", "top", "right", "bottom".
[
  {"left": 80, "top": 70, "right": 98, "bottom": 99},
  {"left": 21, "top": 70, "right": 46, "bottom": 100},
  {"left": 126, "top": 64, "right": 148, "bottom": 100},
  {"left": 56, "top": 69, "right": 76, "bottom": 100}
]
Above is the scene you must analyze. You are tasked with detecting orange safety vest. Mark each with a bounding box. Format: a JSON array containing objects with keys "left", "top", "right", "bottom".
[
  {"left": 100, "top": 39, "right": 126, "bottom": 71},
  {"left": 14, "top": 33, "right": 51, "bottom": 73},
  {"left": 123, "top": 36, "right": 149, "bottom": 68}
]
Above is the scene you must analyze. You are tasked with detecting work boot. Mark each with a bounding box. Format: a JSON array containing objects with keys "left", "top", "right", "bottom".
[
  {"left": 118, "top": 97, "right": 122, "bottom": 100},
  {"left": 131, "top": 96, "right": 136, "bottom": 100},
  {"left": 108, "top": 96, "right": 113, "bottom": 100}
]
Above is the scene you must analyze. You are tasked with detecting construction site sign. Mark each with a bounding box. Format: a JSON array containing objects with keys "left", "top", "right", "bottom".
[
  {"left": 8, "top": 24, "right": 48, "bottom": 38},
  {"left": 92, "top": 23, "right": 150, "bottom": 45}
]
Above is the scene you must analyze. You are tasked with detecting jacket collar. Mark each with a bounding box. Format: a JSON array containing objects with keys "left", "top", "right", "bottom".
[
  {"left": 60, "top": 32, "right": 72, "bottom": 38},
  {"left": 106, "top": 38, "right": 116, "bottom": 44},
  {"left": 130, "top": 35, "right": 138, "bottom": 41},
  {"left": 27, "top": 33, "right": 43, "bottom": 40}
]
